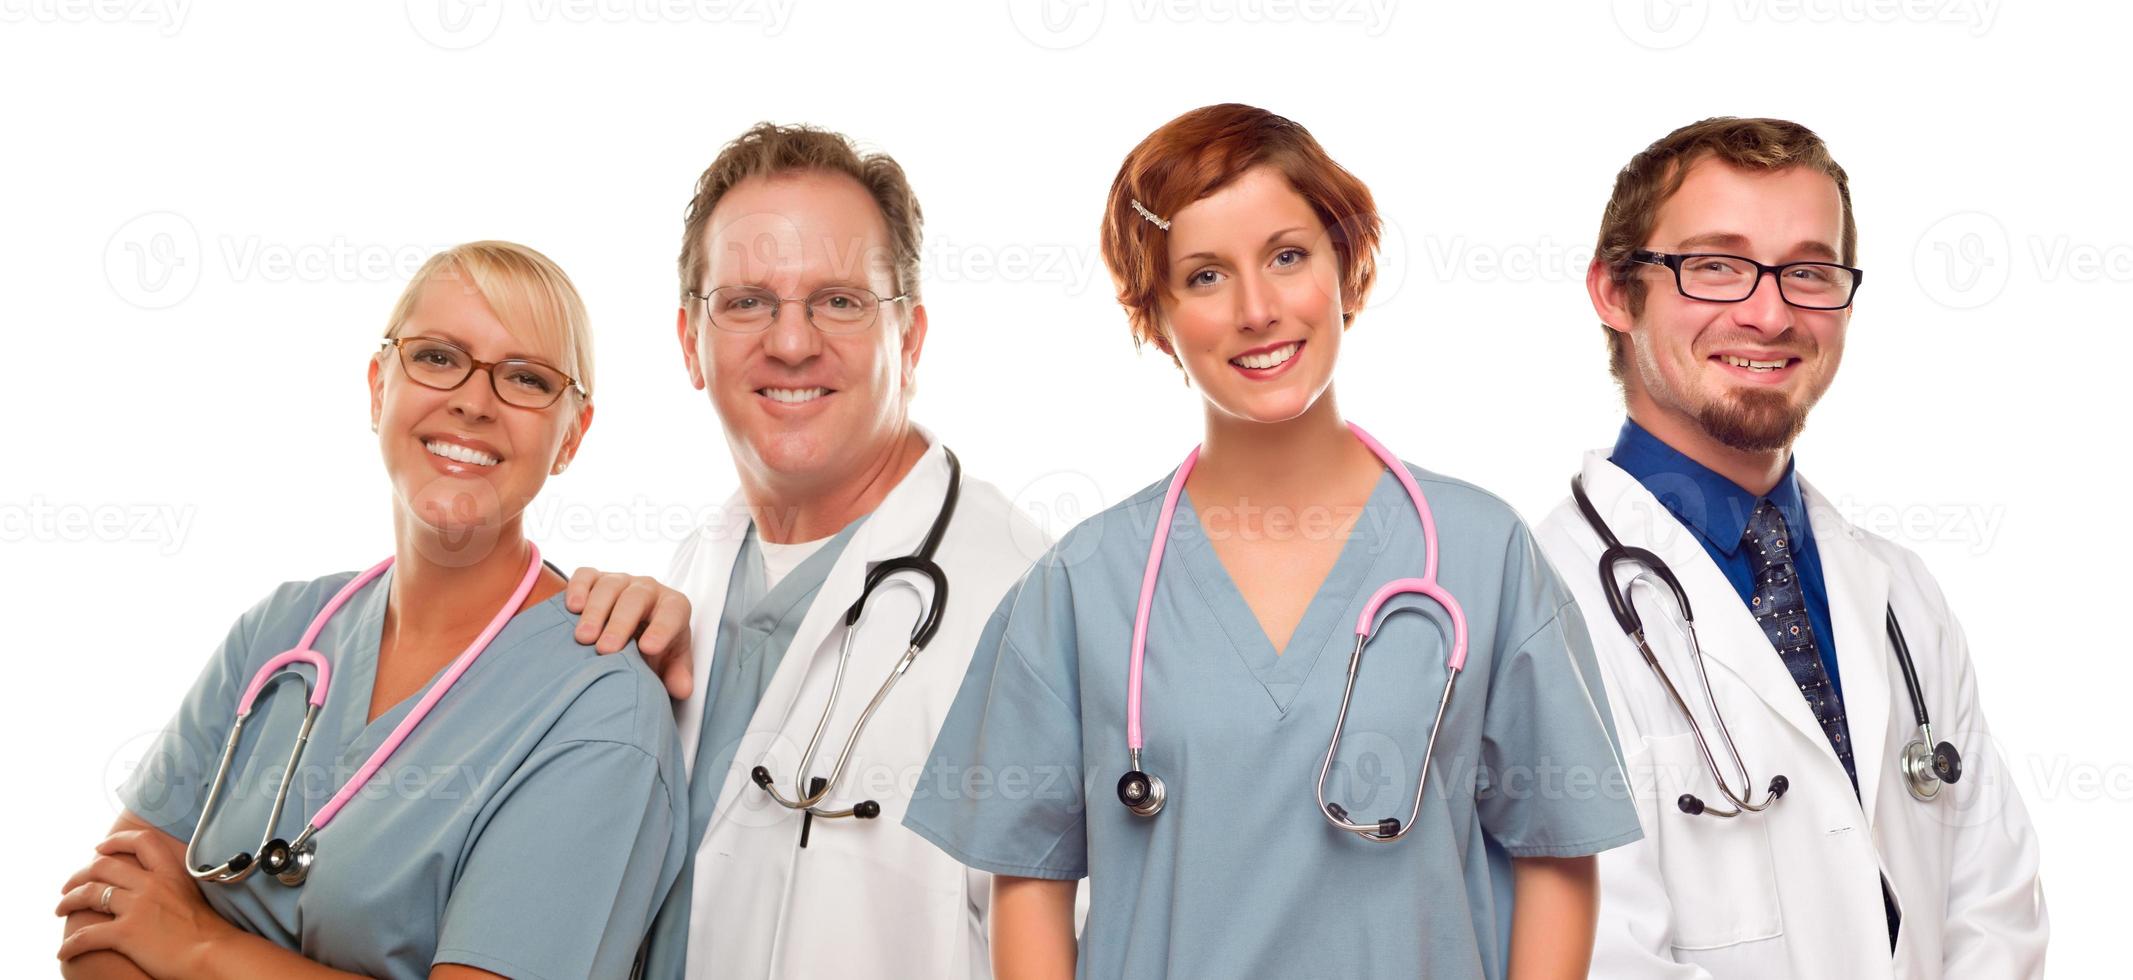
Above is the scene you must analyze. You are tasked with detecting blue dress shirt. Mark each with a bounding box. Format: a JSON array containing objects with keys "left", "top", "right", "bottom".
[{"left": 1608, "top": 418, "right": 1845, "bottom": 706}]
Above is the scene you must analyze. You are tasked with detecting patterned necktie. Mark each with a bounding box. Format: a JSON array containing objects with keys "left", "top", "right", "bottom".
[
  {"left": 1746, "top": 500, "right": 1901, "bottom": 948},
  {"left": 1743, "top": 499, "right": 1858, "bottom": 791}
]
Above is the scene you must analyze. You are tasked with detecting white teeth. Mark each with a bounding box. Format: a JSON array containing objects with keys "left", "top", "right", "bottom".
[
  {"left": 1721, "top": 354, "right": 1790, "bottom": 372},
  {"left": 425, "top": 440, "right": 498, "bottom": 467},
  {"left": 1231, "top": 341, "right": 1301, "bottom": 370},
  {"left": 761, "top": 387, "right": 828, "bottom": 404}
]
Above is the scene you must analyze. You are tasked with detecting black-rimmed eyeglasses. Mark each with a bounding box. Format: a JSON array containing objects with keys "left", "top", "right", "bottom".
[{"left": 1631, "top": 249, "right": 1863, "bottom": 310}]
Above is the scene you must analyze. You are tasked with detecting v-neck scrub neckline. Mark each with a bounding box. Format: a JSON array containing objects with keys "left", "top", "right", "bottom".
[
  {"left": 1171, "top": 470, "right": 1400, "bottom": 713},
  {"left": 906, "top": 461, "right": 1644, "bottom": 980},
  {"left": 119, "top": 568, "right": 689, "bottom": 979}
]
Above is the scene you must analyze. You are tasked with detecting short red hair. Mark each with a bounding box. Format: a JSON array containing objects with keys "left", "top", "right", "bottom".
[{"left": 1100, "top": 104, "right": 1381, "bottom": 367}]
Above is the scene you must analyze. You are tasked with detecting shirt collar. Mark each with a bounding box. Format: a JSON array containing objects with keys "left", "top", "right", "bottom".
[{"left": 1608, "top": 417, "right": 1807, "bottom": 557}]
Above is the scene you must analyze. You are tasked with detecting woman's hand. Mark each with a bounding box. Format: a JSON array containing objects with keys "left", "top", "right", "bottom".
[{"left": 56, "top": 828, "right": 237, "bottom": 977}]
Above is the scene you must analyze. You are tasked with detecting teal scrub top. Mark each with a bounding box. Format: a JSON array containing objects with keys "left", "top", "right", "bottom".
[
  {"left": 643, "top": 519, "right": 863, "bottom": 979},
  {"left": 120, "top": 567, "right": 689, "bottom": 979},
  {"left": 905, "top": 464, "right": 1644, "bottom": 980}
]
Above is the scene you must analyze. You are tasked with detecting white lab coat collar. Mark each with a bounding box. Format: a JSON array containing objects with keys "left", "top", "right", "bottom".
[
  {"left": 1556, "top": 452, "right": 2047, "bottom": 978},
  {"left": 1573, "top": 451, "right": 1853, "bottom": 786},
  {"left": 683, "top": 431, "right": 954, "bottom": 839},
  {"left": 672, "top": 429, "right": 951, "bottom": 763},
  {"left": 1800, "top": 477, "right": 1894, "bottom": 825},
  {"left": 674, "top": 494, "right": 749, "bottom": 770}
]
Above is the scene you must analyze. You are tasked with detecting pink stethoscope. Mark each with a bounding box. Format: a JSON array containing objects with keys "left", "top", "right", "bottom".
[
  {"left": 185, "top": 546, "right": 545, "bottom": 886},
  {"left": 1116, "top": 423, "right": 1470, "bottom": 842}
]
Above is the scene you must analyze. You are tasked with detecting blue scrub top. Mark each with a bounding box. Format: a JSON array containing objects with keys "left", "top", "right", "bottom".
[
  {"left": 905, "top": 463, "right": 1643, "bottom": 980},
  {"left": 121, "top": 567, "right": 689, "bottom": 979},
  {"left": 643, "top": 519, "right": 863, "bottom": 979}
]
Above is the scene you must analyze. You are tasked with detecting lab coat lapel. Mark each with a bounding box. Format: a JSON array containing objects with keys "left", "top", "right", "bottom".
[
  {"left": 1802, "top": 478, "right": 1895, "bottom": 825},
  {"left": 675, "top": 489, "right": 751, "bottom": 773},
  {"left": 1579, "top": 453, "right": 1832, "bottom": 755},
  {"left": 699, "top": 439, "right": 953, "bottom": 840}
]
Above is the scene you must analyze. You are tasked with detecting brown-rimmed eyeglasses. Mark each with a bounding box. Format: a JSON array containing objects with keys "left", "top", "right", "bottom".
[{"left": 381, "top": 336, "right": 585, "bottom": 409}]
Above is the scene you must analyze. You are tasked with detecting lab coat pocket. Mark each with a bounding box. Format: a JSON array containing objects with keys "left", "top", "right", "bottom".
[
  {"left": 781, "top": 817, "right": 972, "bottom": 980},
  {"left": 1641, "top": 731, "right": 1785, "bottom": 950}
]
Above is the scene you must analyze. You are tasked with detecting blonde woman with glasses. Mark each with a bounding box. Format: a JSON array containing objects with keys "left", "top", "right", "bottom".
[{"left": 56, "top": 242, "right": 687, "bottom": 979}]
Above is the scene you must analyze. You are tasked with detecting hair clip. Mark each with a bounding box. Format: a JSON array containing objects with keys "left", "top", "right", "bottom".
[{"left": 1130, "top": 199, "right": 1171, "bottom": 231}]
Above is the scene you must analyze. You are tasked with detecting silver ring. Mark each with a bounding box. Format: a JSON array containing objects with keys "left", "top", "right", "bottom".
[{"left": 97, "top": 884, "right": 114, "bottom": 914}]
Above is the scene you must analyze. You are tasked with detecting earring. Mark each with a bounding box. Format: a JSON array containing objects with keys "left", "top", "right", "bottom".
[
  {"left": 552, "top": 459, "right": 569, "bottom": 475},
  {"left": 370, "top": 419, "right": 379, "bottom": 433}
]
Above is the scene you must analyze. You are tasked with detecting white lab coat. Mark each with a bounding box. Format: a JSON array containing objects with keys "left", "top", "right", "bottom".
[
  {"left": 665, "top": 437, "right": 1050, "bottom": 979},
  {"left": 1535, "top": 452, "right": 2047, "bottom": 979}
]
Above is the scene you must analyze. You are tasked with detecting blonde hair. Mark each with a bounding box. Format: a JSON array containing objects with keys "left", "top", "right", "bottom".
[{"left": 383, "top": 240, "right": 596, "bottom": 398}]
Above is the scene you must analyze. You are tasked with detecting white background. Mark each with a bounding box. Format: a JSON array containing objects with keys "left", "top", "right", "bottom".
[{"left": 3, "top": 0, "right": 2122, "bottom": 973}]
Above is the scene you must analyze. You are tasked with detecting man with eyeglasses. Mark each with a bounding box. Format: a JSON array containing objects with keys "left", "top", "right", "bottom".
[
  {"left": 1531, "top": 117, "right": 2047, "bottom": 978},
  {"left": 565, "top": 123, "right": 1049, "bottom": 979}
]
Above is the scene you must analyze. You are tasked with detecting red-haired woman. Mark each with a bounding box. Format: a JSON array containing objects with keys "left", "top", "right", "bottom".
[{"left": 905, "top": 105, "right": 1641, "bottom": 979}]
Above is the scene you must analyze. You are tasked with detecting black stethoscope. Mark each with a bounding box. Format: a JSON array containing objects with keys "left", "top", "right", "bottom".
[
  {"left": 1570, "top": 476, "right": 1962, "bottom": 818},
  {"left": 749, "top": 448, "right": 960, "bottom": 831}
]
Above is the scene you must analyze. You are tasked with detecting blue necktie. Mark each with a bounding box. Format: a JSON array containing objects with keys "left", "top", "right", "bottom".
[{"left": 1743, "top": 499, "right": 1858, "bottom": 791}]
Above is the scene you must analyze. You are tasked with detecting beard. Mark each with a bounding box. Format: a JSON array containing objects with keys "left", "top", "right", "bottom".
[
  {"left": 1697, "top": 386, "right": 1809, "bottom": 453},
  {"left": 1631, "top": 326, "right": 1824, "bottom": 454}
]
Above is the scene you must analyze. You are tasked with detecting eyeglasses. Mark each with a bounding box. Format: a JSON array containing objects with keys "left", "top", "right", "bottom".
[
  {"left": 381, "top": 336, "right": 585, "bottom": 409},
  {"left": 687, "top": 285, "right": 910, "bottom": 335},
  {"left": 1631, "top": 249, "right": 1864, "bottom": 310}
]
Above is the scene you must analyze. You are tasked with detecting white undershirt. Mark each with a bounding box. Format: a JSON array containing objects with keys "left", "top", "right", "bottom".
[{"left": 757, "top": 531, "right": 834, "bottom": 592}]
